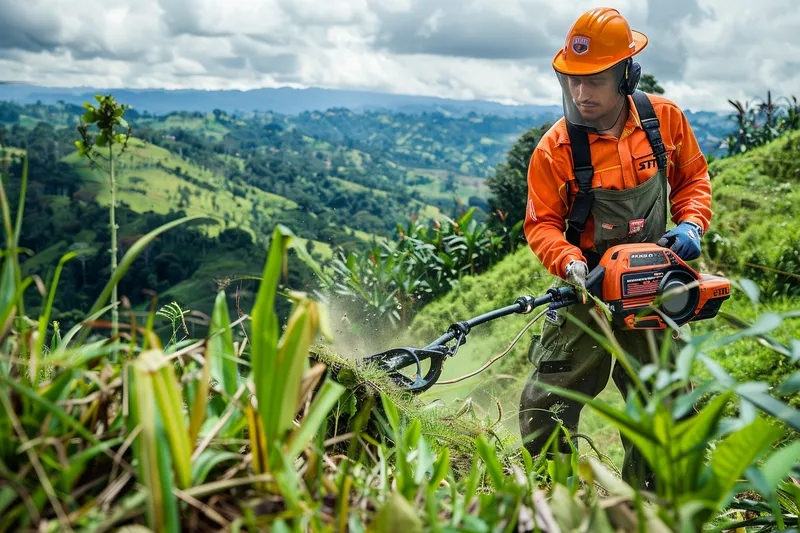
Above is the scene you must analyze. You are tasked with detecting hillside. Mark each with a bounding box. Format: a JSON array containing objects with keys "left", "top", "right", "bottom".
[{"left": 1, "top": 98, "right": 541, "bottom": 329}]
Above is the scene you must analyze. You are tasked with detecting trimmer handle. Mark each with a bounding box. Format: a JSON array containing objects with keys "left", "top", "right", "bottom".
[{"left": 585, "top": 265, "right": 605, "bottom": 297}]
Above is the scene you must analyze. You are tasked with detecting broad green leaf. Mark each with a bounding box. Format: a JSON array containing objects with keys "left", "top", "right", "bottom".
[
  {"left": 188, "top": 347, "right": 210, "bottom": 444},
  {"left": 34, "top": 250, "right": 84, "bottom": 371},
  {"left": 744, "top": 466, "right": 784, "bottom": 530},
  {"left": 269, "top": 300, "right": 314, "bottom": 438},
  {"left": 735, "top": 381, "right": 800, "bottom": 432},
  {"left": 738, "top": 278, "right": 761, "bottom": 304},
  {"left": 427, "top": 448, "right": 450, "bottom": 495},
  {"left": 548, "top": 484, "right": 585, "bottom": 532},
  {"left": 0, "top": 275, "right": 32, "bottom": 341},
  {"left": 702, "top": 417, "right": 783, "bottom": 506},
  {"left": 404, "top": 418, "right": 421, "bottom": 451},
  {"left": 761, "top": 441, "right": 800, "bottom": 491},
  {"left": 673, "top": 381, "right": 717, "bottom": 420},
  {"left": 380, "top": 391, "right": 401, "bottom": 439},
  {"left": 51, "top": 302, "right": 115, "bottom": 356},
  {"left": 778, "top": 370, "right": 800, "bottom": 395},
  {"left": 711, "top": 312, "right": 786, "bottom": 353},
  {"left": 0, "top": 486, "right": 15, "bottom": 516},
  {"left": 413, "top": 434, "right": 432, "bottom": 487},
  {"left": 462, "top": 456, "right": 483, "bottom": 519},
  {"left": 698, "top": 355, "right": 737, "bottom": 388},
  {"left": 790, "top": 339, "right": 800, "bottom": 364},
  {"left": 579, "top": 456, "right": 634, "bottom": 499},
  {"left": 673, "top": 391, "right": 734, "bottom": 492}
]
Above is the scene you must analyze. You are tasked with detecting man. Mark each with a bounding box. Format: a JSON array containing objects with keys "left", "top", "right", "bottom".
[{"left": 518, "top": 7, "right": 712, "bottom": 487}]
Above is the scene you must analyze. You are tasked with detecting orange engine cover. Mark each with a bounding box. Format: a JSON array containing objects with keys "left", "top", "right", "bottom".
[{"left": 595, "top": 244, "right": 731, "bottom": 330}]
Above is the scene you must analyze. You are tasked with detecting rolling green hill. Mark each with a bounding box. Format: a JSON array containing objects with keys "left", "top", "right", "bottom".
[{"left": 63, "top": 138, "right": 297, "bottom": 238}]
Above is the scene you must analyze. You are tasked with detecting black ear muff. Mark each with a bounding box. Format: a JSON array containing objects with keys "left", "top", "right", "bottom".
[{"left": 621, "top": 60, "right": 641, "bottom": 95}]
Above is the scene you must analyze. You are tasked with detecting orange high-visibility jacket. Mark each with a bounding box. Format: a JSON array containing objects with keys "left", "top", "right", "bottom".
[{"left": 524, "top": 93, "right": 712, "bottom": 278}]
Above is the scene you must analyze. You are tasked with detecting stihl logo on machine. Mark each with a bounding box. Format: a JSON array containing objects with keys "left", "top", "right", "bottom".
[{"left": 713, "top": 287, "right": 730, "bottom": 297}]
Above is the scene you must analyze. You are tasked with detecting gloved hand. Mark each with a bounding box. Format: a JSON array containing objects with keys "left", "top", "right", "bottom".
[
  {"left": 657, "top": 221, "right": 703, "bottom": 260},
  {"left": 565, "top": 260, "right": 589, "bottom": 289}
]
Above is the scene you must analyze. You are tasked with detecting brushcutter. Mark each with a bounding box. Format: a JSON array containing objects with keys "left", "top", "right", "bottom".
[{"left": 362, "top": 243, "right": 731, "bottom": 394}]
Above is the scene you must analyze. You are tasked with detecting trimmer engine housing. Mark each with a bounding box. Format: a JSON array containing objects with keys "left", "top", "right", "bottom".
[{"left": 593, "top": 243, "right": 731, "bottom": 329}]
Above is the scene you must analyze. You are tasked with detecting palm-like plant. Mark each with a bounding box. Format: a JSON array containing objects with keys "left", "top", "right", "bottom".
[{"left": 322, "top": 207, "right": 513, "bottom": 330}]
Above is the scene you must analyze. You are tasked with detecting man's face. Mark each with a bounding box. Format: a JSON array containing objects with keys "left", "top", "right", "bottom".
[{"left": 566, "top": 69, "right": 620, "bottom": 122}]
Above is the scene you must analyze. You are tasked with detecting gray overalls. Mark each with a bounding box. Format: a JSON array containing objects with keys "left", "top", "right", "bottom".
[{"left": 518, "top": 90, "right": 680, "bottom": 488}]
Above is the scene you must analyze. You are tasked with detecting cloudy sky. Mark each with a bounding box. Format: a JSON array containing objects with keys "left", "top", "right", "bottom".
[{"left": 0, "top": 0, "right": 797, "bottom": 111}]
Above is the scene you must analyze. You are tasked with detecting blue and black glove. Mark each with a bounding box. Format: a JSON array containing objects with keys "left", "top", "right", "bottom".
[{"left": 657, "top": 221, "right": 703, "bottom": 260}]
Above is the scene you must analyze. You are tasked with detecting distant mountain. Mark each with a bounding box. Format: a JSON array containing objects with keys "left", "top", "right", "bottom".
[
  {"left": 0, "top": 83, "right": 733, "bottom": 155},
  {"left": 0, "top": 84, "right": 563, "bottom": 120}
]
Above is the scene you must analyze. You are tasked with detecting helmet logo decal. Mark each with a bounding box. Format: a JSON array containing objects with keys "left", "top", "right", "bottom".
[{"left": 571, "top": 36, "right": 590, "bottom": 55}]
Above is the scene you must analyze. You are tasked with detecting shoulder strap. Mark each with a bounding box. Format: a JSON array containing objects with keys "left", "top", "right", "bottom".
[
  {"left": 631, "top": 90, "right": 667, "bottom": 172},
  {"left": 564, "top": 121, "right": 594, "bottom": 249}
]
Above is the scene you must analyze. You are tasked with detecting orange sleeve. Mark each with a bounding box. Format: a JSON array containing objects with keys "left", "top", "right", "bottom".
[
  {"left": 666, "top": 106, "right": 713, "bottom": 233},
  {"left": 524, "top": 147, "right": 585, "bottom": 278}
]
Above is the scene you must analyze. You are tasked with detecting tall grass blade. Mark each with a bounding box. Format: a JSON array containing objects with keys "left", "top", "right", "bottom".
[
  {"left": 209, "top": 290, "right": 238, "bottom": 397},
  {"left": 189, "top": 342, "right": 211, "bottom": 444},
  {"left": 142, "top": 350, "right": 193, "bottom": 489},
  {"left": 250, "top": 226, "right": 286, "bottom": 464},
  {"left": 130, "top": 361, "right": 181, "bottom": 532},
  {"left": 33, "top": 250, "right": 83, "bottom": 373},
  {"left": 286, "top": 378, "right": 344, "bottom": 458}
]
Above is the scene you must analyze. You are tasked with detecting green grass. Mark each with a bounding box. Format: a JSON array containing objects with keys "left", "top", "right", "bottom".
[
  {"left": 329, "top": 177, "right": 388, "bottom": 197},
  {"left": 703, "top": 130, "right": 800, "bottom": 276},
  {"left": 300, "top": 237, "right": 333, "bottom": 259},
  {"left": 138, "top": 114, "right": 231, "bottom": 140},
  {"left": 1, "top": 147, "right": 27, "bottom": 158},
  {"left": 406, "top": 168, "right": 489, "bottom": 205},
  {"left": 343, "top": 225, "right": 386, "bottom": 243}
]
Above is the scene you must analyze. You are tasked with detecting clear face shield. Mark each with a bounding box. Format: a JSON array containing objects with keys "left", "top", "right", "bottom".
[{"left": 555, "top": 61, "right": 629, "bottom": 133}]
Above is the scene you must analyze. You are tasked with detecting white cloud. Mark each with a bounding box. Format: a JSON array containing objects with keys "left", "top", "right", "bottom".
[{"left": 0, "top": 0, "right": 797, "bottom": 111}]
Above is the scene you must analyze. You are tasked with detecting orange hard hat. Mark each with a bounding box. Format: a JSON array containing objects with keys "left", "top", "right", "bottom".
[{"left": 552, "top": 8, "right": 648, "bottom": 76}]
